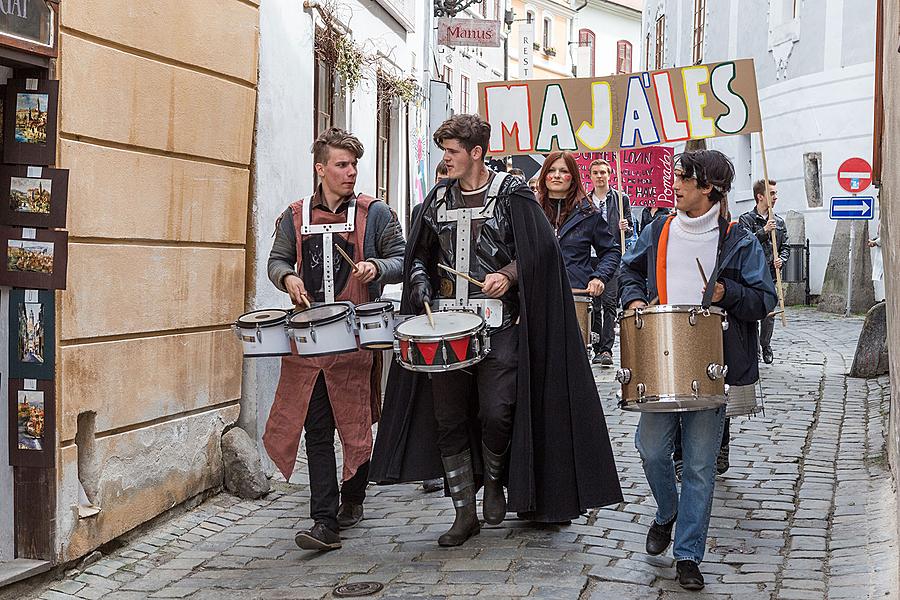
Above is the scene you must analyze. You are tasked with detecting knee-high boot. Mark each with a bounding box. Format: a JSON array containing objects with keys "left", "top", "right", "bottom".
[
  {"left": 438, "top": 450, "right": 480, "bottom": 547},
  {"left": 481, "top": 442, "right": 508, "bottom": 525}
]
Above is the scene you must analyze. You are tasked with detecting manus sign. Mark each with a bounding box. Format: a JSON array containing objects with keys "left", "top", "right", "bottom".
[
  {"left": 437, "top": 18, "right": 501, "bottom": 48},
  {"left": 478, "top": 59, "right": 762, "bottom": 155}
]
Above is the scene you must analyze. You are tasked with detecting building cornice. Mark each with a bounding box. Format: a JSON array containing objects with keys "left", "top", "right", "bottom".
[
  {"left": 526, "top": 0, "right": 578, "bottom": 19},
  {"left": 584, "top": 0, "right": 642, "bottom": 20}
]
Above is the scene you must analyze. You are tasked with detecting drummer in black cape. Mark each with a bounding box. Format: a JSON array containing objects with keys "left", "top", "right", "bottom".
[
  {"left": 370, "top": 114, "right": 622, "bottom": 547},
  {"left": 534, "top": 150, "right": 620, "bottom": 310},
  {"left": 618, "top": 149, "right": 776, "bottom": 590}
]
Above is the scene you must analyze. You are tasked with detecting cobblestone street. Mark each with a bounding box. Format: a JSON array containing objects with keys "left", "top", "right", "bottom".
[{"left": 19, "top": 308, "right": 899, "bottom": 600}]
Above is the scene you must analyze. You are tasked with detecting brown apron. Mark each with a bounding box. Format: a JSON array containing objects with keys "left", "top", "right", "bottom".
[{"left": 263, "top": 194, "right": 380, "bottom": 482}]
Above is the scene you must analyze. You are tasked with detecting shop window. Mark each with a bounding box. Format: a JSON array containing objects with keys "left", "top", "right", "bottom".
[
  {"left": 804, "top": 152, "right": 823, "bottom": 208},
  {"left": 616, "top": 40, "right": 633, "bottom": 74}
]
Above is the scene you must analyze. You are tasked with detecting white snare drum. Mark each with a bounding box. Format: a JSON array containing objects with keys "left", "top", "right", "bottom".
[
  {"left": 233, "top": 309, "right": 292, "bottom": 357},
  {"left": 288, "top": 304, "right": 358, "bottom": 357},
  {"left": 394, "top": 310, "right": 489, "bottom": 372},
  {"left": 355, "top": 300, "right": 397, "bottom": 350}
]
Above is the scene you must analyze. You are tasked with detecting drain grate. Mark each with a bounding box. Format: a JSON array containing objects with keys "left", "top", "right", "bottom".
[{"left": 332, "top": 582, "right": 385, "bottom": 597}]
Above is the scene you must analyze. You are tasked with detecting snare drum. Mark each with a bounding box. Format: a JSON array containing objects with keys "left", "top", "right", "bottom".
[
  {"left": 617, "top": 305, "right": 729, "bottom": 412},
  {"left": 394, "top": 311, "right": 489, "bottom": 372},
  {"left": 288, "top": 304, "right": 358, "bottom": 357},
  {"left": 572, "top": 292, "right": 593, "bottom": 349},
  {"left": 233, "top": 309, "right": 293, "bottom": 357},
  {"left": 355, "top": 300, "right": 397, "bottom": 350}
]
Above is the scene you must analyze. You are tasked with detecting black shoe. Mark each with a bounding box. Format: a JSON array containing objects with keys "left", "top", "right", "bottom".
[
  {"left": 591, "top": 353, "right": 605, "bottom": 365},
  {"left": 597, "top": 352, "right": 613, "bottom": 366},
  {"left": 716, "top": 444, "right": 730, "bottom": 475},
  {"left": 762, "top": 346, "right": 774, "bottom": 364},
  {"left": 481, "top": 443, "right": 509, "bottom": 525},
  {"left": 336, "top": 502, "right": 364, "bottom": 529},
  {"left": 421, "top": 478, "right": 443, "bottom": 493},
  {"left": 676, "top": 560, "right": 705, "bottom": 590},
  {"left": 294, "top": 522, "right": 341, "bottom": 551},
  {"left": 645, "top": 513, "right": 676, "bottom": 556}
]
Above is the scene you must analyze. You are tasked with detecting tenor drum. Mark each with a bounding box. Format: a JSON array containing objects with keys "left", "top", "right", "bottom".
[
  {"left": 617, "top": 305, "right": 729, "bottom": 412},
  {"left": 572, "top": 292, "right": 593, "bottom": 349},
  {"left": 355, "top": 300, "right": 397, "bottom": 350},
  {"left": 288, "top": 304, "right": 358, "bottom": 357},
  {"left": 394, "top": 311, "right": 489, "bottom": 372},
  {"left": 233, "top": 309, "right": 292, "bottom": 357}
]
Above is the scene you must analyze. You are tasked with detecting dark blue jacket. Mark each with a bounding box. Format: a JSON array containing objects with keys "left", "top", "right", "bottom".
[
  {"left": 619, "top": 214, "right": 777, "bottom": 386},
  {"left": 556, "top": 198, "right": 620, "bottom": 289}
]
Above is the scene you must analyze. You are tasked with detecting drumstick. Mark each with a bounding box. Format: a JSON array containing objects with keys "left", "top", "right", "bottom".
[
  {"left": 572, "top": 288, "right": 589, "bottom": 295},
  {"left": 437, "top": 263, "right": 485, "bottom": 289},
  {"left": 424, "top": 301, "right": 435, "bottom": 329},
  {"left": 333, "top": 243, "right": 360, "bottom": 273},
  {"left": 767, "top": 308, "right": 785, "bottom": 318},
  {"left": 696, "top": 257, "right": 709, "bottom": 287}
]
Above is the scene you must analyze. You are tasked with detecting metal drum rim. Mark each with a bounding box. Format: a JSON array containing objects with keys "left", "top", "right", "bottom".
[
  {"left": 620, "top": 305, "right": 727, "bottom": 318},
  {"left": 236, "top": 308, "right": 291, "bottom": 328},
  {"left": 355, "top": 300, "right": 395, "bottom": 316},
  {"left": 620, "top": 394, "right": 727, "bottom": 413},
  {"left": 288, "top": 304, "right": 352, "bottom": 328},
  {"left": 395, "top": 312, "right": 485, "bottom": 339}
]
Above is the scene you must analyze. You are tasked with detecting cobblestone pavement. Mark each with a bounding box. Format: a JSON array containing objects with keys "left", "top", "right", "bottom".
[{"left": 23, "top": 308, "right": 900, "bottom": 599}]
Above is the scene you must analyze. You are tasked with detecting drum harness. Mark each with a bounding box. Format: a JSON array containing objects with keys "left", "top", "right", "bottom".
[
  {"left": 299, "top": 195, "right": 357, "bottom": 305},
  {"left": 432, "top": 171, "right": 509, "bottom": 329}
]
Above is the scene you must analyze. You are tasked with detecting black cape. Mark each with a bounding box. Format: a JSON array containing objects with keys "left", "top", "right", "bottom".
[{"left": 370, "top": 176, "right": 623, "bottom": 521}]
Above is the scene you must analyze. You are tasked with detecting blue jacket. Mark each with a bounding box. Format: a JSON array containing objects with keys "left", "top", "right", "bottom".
[
  {"left": 619, "top": 214, "right": 777, "bottom": 386},
  {"left": 556, "top": 198, "right": 620, "bottom": 289}
]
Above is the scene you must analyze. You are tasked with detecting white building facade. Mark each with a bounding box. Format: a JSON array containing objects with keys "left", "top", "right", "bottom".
[
  {"left": 574, "top": 0, "right": 643, "bottom": 77},
  {"left": 641, "top": 0, "right": 877, "bottom": 296}
]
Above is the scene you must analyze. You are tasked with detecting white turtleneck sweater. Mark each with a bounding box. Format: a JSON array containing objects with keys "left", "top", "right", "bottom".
[{"left": 666, "top": 204, "right": 720, "bottom": 305}]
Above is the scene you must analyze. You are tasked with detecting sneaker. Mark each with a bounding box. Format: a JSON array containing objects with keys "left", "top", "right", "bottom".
[
  {"left": 676, "top": 560, "right": 705, "bottom": 590},
  {"left": 591, "top": 353, "right": 605, "bottom": 365},
  {"left": 336, "top": 502, "right": 364, "bottom": 529},
  {"left": 674, "top": 459, "right": 683, "bottom": 482},
  {"left": 598, "top": 352, "right": 613, "bottom": 366},
  {"left": 762, "top": 346, "right": 774, "bottom": 364},
  {"left": 294, "top": 522, "right": 341, "bottom": 551},
  {"left": 421, "top": 478, "right": 443, "bottom": 493},
  {"left": 645, "top": 513, "right": 676, "bottom": 555},
  {"left": 716, "top": 444, "right": 730, "bottom": 475}
]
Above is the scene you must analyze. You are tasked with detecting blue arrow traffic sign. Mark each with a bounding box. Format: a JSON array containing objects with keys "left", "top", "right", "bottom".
[{"left": 830, "top": 196, "right": 875, "bottom": 220}]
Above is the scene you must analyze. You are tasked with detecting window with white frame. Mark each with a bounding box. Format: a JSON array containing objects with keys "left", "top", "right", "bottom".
[
  {"left": 460, "top": 74, "right": 470, "bottom": 113},
  {"left": 543, "top": 17, "right": 552, "bottom": 50},
  {"left": 578, "top": 28, "right": 596, "bottom": 76}
]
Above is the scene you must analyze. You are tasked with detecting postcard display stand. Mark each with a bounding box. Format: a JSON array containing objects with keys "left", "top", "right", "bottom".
[{"left": 0, "top": 78, "right": 66, "bottom": 468}]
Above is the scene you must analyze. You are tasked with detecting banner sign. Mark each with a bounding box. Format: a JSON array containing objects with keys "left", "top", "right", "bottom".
[
  {"left": 575, "top": 147, "right": 675, "bottom": 208},
  {"left": 519, "top": 20, "right": 534, "bottom": 79},
  {"left": 478, "top": 59, "right": 762, "bottom": 155},
  {"left": 437, "top": 18, "right": 501, "bottom": 48}
]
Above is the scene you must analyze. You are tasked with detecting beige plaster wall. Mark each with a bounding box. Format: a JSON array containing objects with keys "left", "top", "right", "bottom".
[{"left": 54, "top": 0, "right": 258, "bottom": 562}]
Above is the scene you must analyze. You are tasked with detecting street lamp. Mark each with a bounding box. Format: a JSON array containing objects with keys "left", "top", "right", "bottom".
[{"left": 434, "top": 0, "right": 484, "bottom": 18}]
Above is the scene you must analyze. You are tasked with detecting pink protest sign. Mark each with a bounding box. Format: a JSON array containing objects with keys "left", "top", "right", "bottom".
[{"left": 575, "top": 147, "right": 675, "bottom": 208}]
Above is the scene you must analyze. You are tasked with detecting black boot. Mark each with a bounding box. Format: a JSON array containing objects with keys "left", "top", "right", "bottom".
[
  {"left": 481, "top": 443, "right": 509, "bottom": 525},
  {"left": 438, "top": 451, "right": 481, "bottom": 547}
]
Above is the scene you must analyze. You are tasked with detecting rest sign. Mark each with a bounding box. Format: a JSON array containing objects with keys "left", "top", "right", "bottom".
[{"left": 837, "top": 157, "right": 872, "bottom": 194}]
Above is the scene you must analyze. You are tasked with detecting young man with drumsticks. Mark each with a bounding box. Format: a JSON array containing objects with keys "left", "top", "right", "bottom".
[
  {"left": 618, "top": 149, "right": 776, "bottom": 590},
  {"left": 266, "top": 127, "right": 405, "bottom": 551},
  {"left": 371, "top": 114, "right": 621, "bottom": 546}
]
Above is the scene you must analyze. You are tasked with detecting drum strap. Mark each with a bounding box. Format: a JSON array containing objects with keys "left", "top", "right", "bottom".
[
  {"left": 700, "top": 219, "right": 734, "bottom": 308},
  {"left": 298, "top": 195, "right": 358, "bottom": 304}
]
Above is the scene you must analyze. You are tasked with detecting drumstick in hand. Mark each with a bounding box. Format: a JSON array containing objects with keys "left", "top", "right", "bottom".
[
  {"left": 424, "top": 301, "right": 435, "bottom": 329},
  {"left": 333, "top": 243, "right": 360, "bottom": 274},
  {"left": 438, "top": 263, "right": 485, "bottom": 289},
  {"left": 696, "top": 257, "right": 709, "bottom": 287}
]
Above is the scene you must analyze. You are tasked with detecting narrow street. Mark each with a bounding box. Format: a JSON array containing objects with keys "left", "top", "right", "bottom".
[{"left": 24, "top": 309, "right": 898, "bottom": 600}]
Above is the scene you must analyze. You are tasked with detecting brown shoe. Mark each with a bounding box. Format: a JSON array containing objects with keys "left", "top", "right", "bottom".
[{"left": 294, "top": 522, "right": 341, "bottom": 551}]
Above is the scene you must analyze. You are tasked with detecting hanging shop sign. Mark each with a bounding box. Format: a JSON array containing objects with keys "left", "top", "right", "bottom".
[
  {"left": 478, "top": 59, "right": 763, "bottom": 155},
  {"left": 437, "top": 18, "right": 501, "bottom": 48},
  {"left": 0, "top": 0, "right": 58, "bottom": 57}
]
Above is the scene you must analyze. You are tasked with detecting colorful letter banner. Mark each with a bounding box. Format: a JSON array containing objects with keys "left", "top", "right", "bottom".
[
  {"left": 575, "top": 147, "right": 675, "bottom": 208},
  {"left": 478, "top": 59, "right": 761, "bottom": 155}
]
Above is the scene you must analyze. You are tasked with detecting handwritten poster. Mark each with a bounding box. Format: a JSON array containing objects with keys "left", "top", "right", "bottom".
[{"left": 575, "top": 147, "right": 675, "bottom": 208}]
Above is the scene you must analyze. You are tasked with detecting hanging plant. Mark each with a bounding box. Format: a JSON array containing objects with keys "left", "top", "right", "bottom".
[{"left": 377, "top": 69, "right": 422, "bottom": 107}]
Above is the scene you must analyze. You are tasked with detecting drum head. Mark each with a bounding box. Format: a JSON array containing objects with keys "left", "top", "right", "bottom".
[
  {"left": 356, "top": 301, "right": 393, "bottom": 316},
  {"left": 237, "top": 309, "right": 289, "bottom": 328},
  {"left": 620, "top": 304, "right": 726, "bottom": 318},
  {"left": 289, "top": 304, "right": 350, "bottom": 328},
  {"left": 396, "top": 311, "right": 484, "bottom": 337}
]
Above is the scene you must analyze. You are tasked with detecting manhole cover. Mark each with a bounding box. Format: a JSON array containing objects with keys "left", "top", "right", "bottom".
[{"left": 333, "top": 582, "right": 384, "bottom": 597}]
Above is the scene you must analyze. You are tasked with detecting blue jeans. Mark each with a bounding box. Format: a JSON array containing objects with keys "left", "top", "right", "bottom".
[{"left": 635, "top": 406, "right": 726, "bottom": 564}]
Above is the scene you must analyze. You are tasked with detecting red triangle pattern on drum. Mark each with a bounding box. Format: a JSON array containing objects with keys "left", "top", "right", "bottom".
[
  {"left": 448, "top": 337, "right": 469, "bottom": 362},
  {"left": 418, "top": 341, "right": 440, "bottom": 365},
  {"left": 399, "top": 339, "right": 410, "bottom": 361}
]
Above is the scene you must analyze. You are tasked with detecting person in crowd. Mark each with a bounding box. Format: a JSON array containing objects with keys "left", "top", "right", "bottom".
[
  {"left": 528, "top": 176, "right": 539, "bottom": 195},
  {"left": 507, "top": 167, "right": 526, "bottom": 180},
  {"left": 371, "top": 114, "right": 622, "bottom": 546},
  {"left": 618, "top": 149, "right": 776, "bottom": 590},
  {"left": 266, "top": 127, "right": 405, "bottom": 551},
  {"left": 588, "top": 158, "right": 635, "bottom": 366},
  {"left": 535, "top": 151, "right": 619, "bottom": 300},
  {"left": 637, "top": 203, "right": 673, "bottom": 236},
  {"left": 738, "top": 179, "right": 788, "bottom": 365}
]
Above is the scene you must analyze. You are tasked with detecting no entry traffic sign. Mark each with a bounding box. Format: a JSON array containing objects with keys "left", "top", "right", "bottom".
[{"left": 837, "top": 157, "right": 873, "bottom": 194}]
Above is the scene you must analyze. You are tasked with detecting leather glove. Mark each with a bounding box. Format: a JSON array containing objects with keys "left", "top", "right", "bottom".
[{"left": 408, "top": 266, "right": 432, "bottom": 314}]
